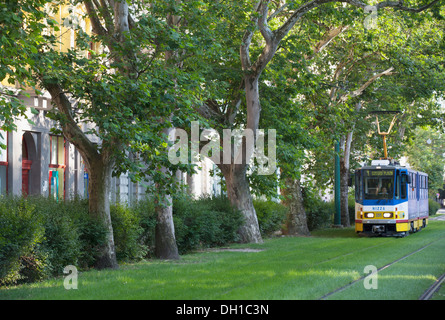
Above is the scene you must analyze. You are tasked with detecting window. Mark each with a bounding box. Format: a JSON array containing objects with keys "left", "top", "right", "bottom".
[
  {"left": 49, "top": 135, "right": 66, "bottom": 200},
  {"left": 401, "top": 173, "right": 408, "bottom": 199},
  {"left": 0, "top": 129, "right": 7, "bottom": 195},
  {"left": 50, "top": 135, "right": 65, "bottom": 165},
  {"left": 364, "top": 170, "right": 394, "bottom": 200}
]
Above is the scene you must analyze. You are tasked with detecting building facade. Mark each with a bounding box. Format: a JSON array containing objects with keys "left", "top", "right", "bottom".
[
  {"left": 0, "top": 3, "right": 223, "bottom": 203},
  {"left": 0, "top": 93, "right": 222, "bottom": 203}
]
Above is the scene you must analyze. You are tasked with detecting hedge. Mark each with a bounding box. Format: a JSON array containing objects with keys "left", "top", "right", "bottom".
[{"left": 0, "top": 193, "right": 311, "bottom": 286}]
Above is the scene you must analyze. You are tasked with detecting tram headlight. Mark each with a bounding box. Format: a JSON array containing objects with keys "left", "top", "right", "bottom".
[
  {"left": 383, "top": 212, "right": 393, "bottom": 218},
  {"left": 365, "top": 212, "right": 374, "bottom": 218}
]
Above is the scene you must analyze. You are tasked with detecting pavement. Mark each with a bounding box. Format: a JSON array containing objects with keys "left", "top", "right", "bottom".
[{"left": 431, "top": 209, "right": 445, "bottom": 220}]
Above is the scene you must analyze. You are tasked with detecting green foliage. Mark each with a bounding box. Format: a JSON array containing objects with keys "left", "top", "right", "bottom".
[
  {"left": 253, "top": 199, "right": 287, "bottom": 236},
  {"left": 173, "top": 194, "right": 243, "bottom": 254},
  {"left": 110, "top": 203, "right": 148, "bottom": 262},
  {"left": 405, "top": 126, "right": 445, "bottom": 197},
  {"left": 0, "top": 0, "right": 51, "bottom": 137},
  {"left": 429, "top": 199, "right": 441, "bottom": 216},
  {"left": 0, "top": 196, "right": 107, "bottom": 286},
  {"left": 305, "top": 200, "right": 335, "bottom": 231},
  {"left": 302, "top": 187, "right": 334, "bottom": 231},
  {"left": 0, "top": 193, "right": 251, "bottom": 286},
  {"left": 0, "top": 197, "right": 44, "bottom": 285}
]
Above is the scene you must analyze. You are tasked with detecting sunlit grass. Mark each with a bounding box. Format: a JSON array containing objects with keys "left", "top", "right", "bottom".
[{"left": 1, "top": 221, "right": 445, "bottom": 300}]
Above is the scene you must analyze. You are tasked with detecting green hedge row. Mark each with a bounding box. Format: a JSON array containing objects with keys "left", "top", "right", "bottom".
[
  {"left": 1, "top": 194, "right": 289, "bottom": 286},
  {"left": 1, "top": 192, "right": 340, "bottom": 286},
  {"left": 0, "top": 197, "right": 106, "bottom": 286},
  {"left": 429, "top": 199, "right": 441, "bottom": 216}
]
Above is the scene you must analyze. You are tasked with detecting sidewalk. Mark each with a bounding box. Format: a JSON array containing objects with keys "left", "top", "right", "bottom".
[{"left": 431, "top": 208, "right": 445, "bottom": 220}]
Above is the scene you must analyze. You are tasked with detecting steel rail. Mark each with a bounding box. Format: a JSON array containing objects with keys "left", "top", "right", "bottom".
[
  {"left": 419, "top": 272, "right": 445, "bottom": 300},
  {"left": 319, "top": 235, "right": 445, "bottom": 300}
]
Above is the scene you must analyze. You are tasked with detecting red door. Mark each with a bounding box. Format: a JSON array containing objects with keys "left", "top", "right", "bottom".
[{"left": 22, "top": 160, "right": 32, "bottom": 197}]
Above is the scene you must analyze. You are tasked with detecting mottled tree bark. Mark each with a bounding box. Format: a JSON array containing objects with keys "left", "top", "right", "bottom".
[
  {"left": 220, "top": 163, "right": 263, "bottom": 243},
  {"left": 88, "top": 158, "right": 119, "bottom": 269},
  {"left": 283, "top": 177, "right": 310, "bottom": 236}
]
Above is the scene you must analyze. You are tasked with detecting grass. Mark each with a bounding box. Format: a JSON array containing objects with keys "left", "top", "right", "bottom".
[{"left": 1, "top": 221, "right": 445, "bottom": 300}]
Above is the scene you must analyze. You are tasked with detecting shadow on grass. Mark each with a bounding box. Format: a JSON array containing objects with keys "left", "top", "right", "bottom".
[{"left": 311, "top": 227, "right": 359, "bottom": 238}]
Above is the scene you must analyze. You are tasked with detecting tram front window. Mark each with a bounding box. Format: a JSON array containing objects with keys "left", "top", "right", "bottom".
[{"left": 364, "top": 170, "right": 394, "bottom": 200}]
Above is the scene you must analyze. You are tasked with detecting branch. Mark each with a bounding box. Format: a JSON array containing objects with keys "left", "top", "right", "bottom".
[
  {"left": 258, "top": 0, "right": 274, "bottom": 45},
  {"left": 113, "top": 0, "right": 130, "bottom": 38},
  {"left": 345, "top": 0, "right": 441, "bottom": 12},
  {"left": 196, "top": 102, "right": 224, "bottom": 121},
  {"left": 304, "top": 25, "right": 348, "bottom": 60},
  {"left": 274, "top": 0, "right": 441, "bottom": 45},
  {"left": 274, "top": 0, "right": 335, "bottom": 42},
  {"left": 84, "top": 0, "right": 108, "bottom": 36},
  {"left": 98, "top": 0, "right": 115, "bottom": 34},
  {"left": 339, "top": 66, "right": 395, "bottom": 102},
  {"left": 44, "top": 82, "right": 99, "bottom": 163},
  {"left": 268, "top": 2, "right": 291, "bottom": 21}
]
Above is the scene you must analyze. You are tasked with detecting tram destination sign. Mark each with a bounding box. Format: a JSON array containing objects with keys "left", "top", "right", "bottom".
[{"left": 367, "top": 170, "right": 393, "bottom": 176}]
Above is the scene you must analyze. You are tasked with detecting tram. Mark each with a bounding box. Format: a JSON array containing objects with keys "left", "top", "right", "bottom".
[
  {"left": 354, "top": 159, "right": 428, "bottom": 236},
  {"left": 354, "top": 111, "right": 428, "bottom": 236}
]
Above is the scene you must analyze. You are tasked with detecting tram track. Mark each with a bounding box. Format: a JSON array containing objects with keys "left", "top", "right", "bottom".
[
  {"left": 319, "top": 234, "right": 445, "bottom": 300},
  {"left": 419, "top": 272, "right": 445, "bottom": 300}
]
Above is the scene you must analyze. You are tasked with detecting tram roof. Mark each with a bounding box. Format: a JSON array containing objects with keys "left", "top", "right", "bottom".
[{"left": 356, "top": 160, "right": 427, "bottom": 175}]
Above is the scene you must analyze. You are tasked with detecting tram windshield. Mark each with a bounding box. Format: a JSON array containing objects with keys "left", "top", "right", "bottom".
[{"left": 364, "top": 169, "right": 394, "bottom": 200}]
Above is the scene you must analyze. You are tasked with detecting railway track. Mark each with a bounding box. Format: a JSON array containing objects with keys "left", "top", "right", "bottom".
[
  {"left": 419, "top": 272, "right": 445, "bottom": 300},
  {"left": 319, "top": 235, "right": 445, "bottom": 300}
]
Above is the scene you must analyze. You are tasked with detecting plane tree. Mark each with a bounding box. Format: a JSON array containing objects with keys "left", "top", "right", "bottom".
[
  {"left": 307, "top": 9, "right": 445, "bottom": 226},
  {"left": 2, "top": 0, "right": 207, "bottom": 267},
  {"left": 186, "top": 0, "right": 442, "bottom": 241}
]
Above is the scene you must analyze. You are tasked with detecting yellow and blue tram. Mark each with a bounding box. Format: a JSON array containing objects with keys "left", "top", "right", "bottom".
[{"left": 355, "top": 159, "right": 429, "bottom": 237}]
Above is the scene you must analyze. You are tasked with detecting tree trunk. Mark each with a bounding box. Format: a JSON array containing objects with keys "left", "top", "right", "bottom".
[
  {"left": 220, "top": 164, "right": 263, "bottom": 243},
  {"left": 339, "top": 131, "right": 354, "bottom": 228},
  {"left": 283, "top": 177, "right": 311, "bottom": 236},
  {"left": 339, "top": 159, "right": 351, "bottom": 227},
  {"left": 154, "top": 127, "right": 180, "bottom": 259},
  {"left": 187, "top": 173, "right": 196, "bottom": 198},
  {"left": 88, "top": 157, "right": 119, "bottom": 269},
  {"left": 44, "top": 82, "right": 119, "bottom": 269},
  {"left": 155, "top": 193, "right": 180, "bottom": 260},
  {"left": 220, "top": 74, "right": 263, "bottom": 244}
]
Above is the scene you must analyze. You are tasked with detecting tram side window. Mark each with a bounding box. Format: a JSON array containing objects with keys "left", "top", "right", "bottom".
[
  {"left": 395, "top": 171, "right": 400, "bottom": 200},
  {"left": 401, "top": 174, "right": 407, "bottom": 199}
]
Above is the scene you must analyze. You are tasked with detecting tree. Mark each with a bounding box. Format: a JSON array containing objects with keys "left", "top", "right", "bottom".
[
  {"left": 405, "top": 126, "right": 445, "bottom": 196},
  {"left": 301, "top": 7, "right": 445, "bottom": 226},
  {"left": 6, "top": 0, "right": 202, "bottom": 267},
  {"left": 193, "top": 0, "right": 442, "bottom": 241},
  {"left": 0, "top": 0, "right": 50, "bottom": 142}
]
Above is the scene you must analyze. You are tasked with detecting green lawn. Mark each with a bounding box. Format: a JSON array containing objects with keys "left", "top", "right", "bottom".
[{"left": 1, "top": 221, "right": 445, "bottom": 300}]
